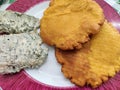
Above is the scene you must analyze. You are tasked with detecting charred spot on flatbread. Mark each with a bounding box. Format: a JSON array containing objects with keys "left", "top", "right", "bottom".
[{"left": 55, "top": 21, "right": 120, "bottom": 88}]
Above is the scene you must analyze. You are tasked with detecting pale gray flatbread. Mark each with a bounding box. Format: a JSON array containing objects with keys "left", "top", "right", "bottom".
[
  {"left": 0, "top": 10, "right": 39, "bottom": 34},
  {"left": 0, "top": 31, "right": 48, "bottom": 74}
]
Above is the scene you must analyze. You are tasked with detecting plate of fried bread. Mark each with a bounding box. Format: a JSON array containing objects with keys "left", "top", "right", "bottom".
[{"left": 0, "top": 0, "right": 120, "bottom": 90}]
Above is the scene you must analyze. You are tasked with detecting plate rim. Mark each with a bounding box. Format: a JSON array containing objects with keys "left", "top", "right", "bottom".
[{"left": 0, "top": 0, "right": 120, "bottom": 90}]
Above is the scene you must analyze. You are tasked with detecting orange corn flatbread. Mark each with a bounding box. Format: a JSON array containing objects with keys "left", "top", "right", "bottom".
[
  {"left": 40, "top": 0, "right": 104, "bottom": 50},
  {"left": 55, "top": 21, "right": 120, "bottom": 88}
]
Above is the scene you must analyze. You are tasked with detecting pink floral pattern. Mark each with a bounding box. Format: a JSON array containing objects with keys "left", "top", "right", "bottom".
[{"left": 7, "top": 0, "right": 48, "bottom": 13}]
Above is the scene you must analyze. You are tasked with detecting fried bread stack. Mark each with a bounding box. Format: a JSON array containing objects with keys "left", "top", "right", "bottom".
[
  {"left": 40, "top": 0, "right": 120, "bottom": 88},
  {"left": 55, "top": 21, "right": 120, "bottom": 88}
]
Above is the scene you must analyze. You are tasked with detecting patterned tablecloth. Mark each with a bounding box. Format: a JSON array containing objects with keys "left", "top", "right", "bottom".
[
  {"left": 105, "top": 0, "right": 120, "bottom": 14},
  {"left": 0, "top": 0, "right": 15, "bottom": 5}
]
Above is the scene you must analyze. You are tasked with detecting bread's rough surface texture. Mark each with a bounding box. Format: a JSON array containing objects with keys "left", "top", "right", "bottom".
[
  {"left": 0, "top": 31, "right": 48, "bottom": 74},
  {"left": 40, "top": 0, "right": 104, "bottom": 50},
  {"left": 0, "top": 10, "right": 39, "bottom": 34}
]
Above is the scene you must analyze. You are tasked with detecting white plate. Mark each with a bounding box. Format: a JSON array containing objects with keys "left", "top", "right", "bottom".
[{"left": 25, "top": 1, "right": 75, "bottom": 87}]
